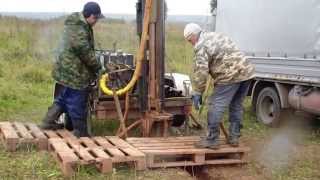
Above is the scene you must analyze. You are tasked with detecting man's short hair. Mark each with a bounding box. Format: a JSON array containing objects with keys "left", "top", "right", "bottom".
[{"left": 83, "top": 1, "right": 104, "bottom": 19}]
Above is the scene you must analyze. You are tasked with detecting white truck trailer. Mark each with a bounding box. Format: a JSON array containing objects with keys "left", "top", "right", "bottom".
[{"left": 216, "top": 0, "right": 320, "bottom": 126}]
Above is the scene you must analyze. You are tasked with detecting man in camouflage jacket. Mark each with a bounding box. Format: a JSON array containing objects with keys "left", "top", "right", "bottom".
[
  {"left": 40, "top": 2, "right": 103, "bottom": 137},
  {"left": 184, "top": 23, "right": 254, "bottom": 149}
]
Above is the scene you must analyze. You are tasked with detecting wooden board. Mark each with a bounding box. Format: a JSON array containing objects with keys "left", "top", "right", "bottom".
[
  {"left": 48, "top": 136, "right": 146, "bottom": 177},
  {"left": 0, "top": 122, "right": 47, "bottom": 151},
  {"left": 127, "top": 136, "right": 250, "bottom": 168}
]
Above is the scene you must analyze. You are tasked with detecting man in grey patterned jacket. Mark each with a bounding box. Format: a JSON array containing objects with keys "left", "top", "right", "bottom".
[{"left": 184, "top": 23, "right": 254, "bottom": 149}]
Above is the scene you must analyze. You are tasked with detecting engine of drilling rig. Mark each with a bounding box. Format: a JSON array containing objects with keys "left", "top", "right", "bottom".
[{"left": 95, "top": 50, "right": 190, "bottom": 99}]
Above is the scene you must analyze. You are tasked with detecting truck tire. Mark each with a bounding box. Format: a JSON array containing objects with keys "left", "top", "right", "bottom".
[{"left": 256, "top": 87, "right": 282, "bottom": 127}]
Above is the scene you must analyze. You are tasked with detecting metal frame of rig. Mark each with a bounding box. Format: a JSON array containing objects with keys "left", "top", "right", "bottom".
[{"left": 89, "top": 0, "right": 193, "bottom": 137}]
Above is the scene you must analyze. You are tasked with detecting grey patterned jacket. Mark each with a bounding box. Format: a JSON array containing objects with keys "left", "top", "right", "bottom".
[{"left": 192, "top": 31, "right": 254, "bottom": 93}]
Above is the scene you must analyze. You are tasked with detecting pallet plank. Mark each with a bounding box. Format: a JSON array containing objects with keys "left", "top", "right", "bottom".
[
  {"left": 91, "top": 148, "right": 110, "bottom": 159},
  {"left": 107, "top": 136, "right": 132, "bottom": 148},
  {"left": 44, "top": 130, "right": 60, "bottom": 138},
  {"left": 93, "top": 137, "right": 114, "bottom": 148},
  {"left": 94, "top": 137, "right": 126, "bottom": 158},
  {"left": 135, "top": 144, "right": 247, "bottom": 151},
  {"left": 130, "top": 142, "right": 195, "bottom": 147},
  {"left": 127, "top": 136, "right": 201, "bottom": 143},
  {"left": 49, "top": 139, "right": 74, "bottom": 153},
  {"left": 107, "top": 137, "right": 145, "bottom": 157},
  {"left": 120, "top": 147, "right": 145, "bottom": 157},
  {"left": 13, "top": 122, "right": 34, "bottom": 139},
  {"left": 25, "top": 123, "right": 46, "bottom": 139},
  {"left": 150, "top": 161, "right": 202, "bottom": 168},
  {"left": 142, "top": 147, "right": 250, "bottom": 155},
  {"left": 56, "top": 130, "right": 75, "bottom": 139},
  {"left": 25, "top": 123, "right": 48, "bottom": 150},
  {"left": 137, "top": 146, "right": 196, "bottom": 150},
  {"left": 80, "top": 137, "right": 98, "bottom": 148},
  {"left": 0, "top": 122, "right": 19, "bottom": 151},
  {"left": 58, "top": 151, "right": 79, "bottom": 162},
  {"left": 127, "top": 137, "right": 227, "bottom": 145},
  {"left": 65, "top": 139, "right": 95, "bottom": 163},
  {"left": 0, "top": 122, "right": 19, "bottom": 139}
]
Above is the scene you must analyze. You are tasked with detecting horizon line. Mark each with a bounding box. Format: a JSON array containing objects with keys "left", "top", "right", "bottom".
[{"left": 0, "top": 12, "right": 211, "bottom": 16}]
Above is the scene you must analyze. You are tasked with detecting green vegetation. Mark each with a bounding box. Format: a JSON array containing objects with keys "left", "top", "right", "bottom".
[{"left": 0, "top": 15, "right": 319, "bottom": 179}]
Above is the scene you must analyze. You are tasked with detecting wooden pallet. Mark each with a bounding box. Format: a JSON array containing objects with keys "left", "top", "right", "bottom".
[
  {"left": 127, "top": 136, "right": 250, "bottom": 168},
  {"left": 48, "top": 136, "right": 146, "bottom": 177},
  {"left": 0, "top": 122, "right": 48, "bottom": 151},
  {"left": 0, "top": 122, "right": 77, "bottom": 151}
]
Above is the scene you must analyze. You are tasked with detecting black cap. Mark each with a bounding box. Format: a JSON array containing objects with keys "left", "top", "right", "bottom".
[{"left": 83, "top": 2, "right": 104, "bottom": 19}]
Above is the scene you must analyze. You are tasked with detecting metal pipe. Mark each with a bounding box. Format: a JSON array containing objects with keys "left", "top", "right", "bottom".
[
  {"left": 288, "top": 86, "right": 320, "bottom": 115},
  {"left": 155, "top": 0, "right": 165, "bottom": 111}
]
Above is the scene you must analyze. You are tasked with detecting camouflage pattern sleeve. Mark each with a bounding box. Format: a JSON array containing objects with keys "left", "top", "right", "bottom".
[
  {"left": 69, "top": 26, "right": 101, "bottom": 74},
  {"left": 192, "top": 47, "right": 210, "bottom": 94},
  {"left": 195, "top": 32, "right": 254, "bottom": 85}
]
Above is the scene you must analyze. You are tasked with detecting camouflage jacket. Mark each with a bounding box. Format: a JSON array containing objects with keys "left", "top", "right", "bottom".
[
  {"left": 52, "top": 12, "right": 101, "bottom": 90},
  {"left": 192, "top": 31, "right": 254, "bottom": 93}
]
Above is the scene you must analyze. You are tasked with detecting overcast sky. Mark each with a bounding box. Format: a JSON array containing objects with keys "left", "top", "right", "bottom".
[{"left": 0, "top": 0, "right": 211, "bottom": 15}]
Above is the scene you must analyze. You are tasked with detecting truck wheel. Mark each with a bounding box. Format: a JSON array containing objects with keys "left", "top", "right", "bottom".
[{"left": 256, "top": 87, "right": 282, "bottom": 127}]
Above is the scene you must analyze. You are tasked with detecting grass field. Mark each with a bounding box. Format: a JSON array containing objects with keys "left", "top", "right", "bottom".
[{"left": 0, "top": 16, "right": 320, "bottom": 179}]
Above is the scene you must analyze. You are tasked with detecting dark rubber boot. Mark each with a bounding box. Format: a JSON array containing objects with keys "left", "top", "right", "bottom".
[
  {"left": 72, "top": 119, "right": 89, "bottom": 138},
  {"left": 64, "top": 114, "right": 73, "bottom": 131},
  {"left": 40, "top": 104, "right": 64, "bottom": 130},
  {"left": 195, "top": 126, "right": 220, "bottom": 149},
  {"left": 228, "top": 122, "right": 241, "bottom": 147}
]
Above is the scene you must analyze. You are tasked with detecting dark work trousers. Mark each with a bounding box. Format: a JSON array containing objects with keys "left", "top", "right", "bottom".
[
  {"left": 53, "top": 84, "right": 89, "bottom": 133},
  {"left": 207, "top": 80, "right": 252, "bottom": 129}
]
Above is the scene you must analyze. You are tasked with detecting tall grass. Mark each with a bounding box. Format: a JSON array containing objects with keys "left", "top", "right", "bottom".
[{"left": 0, "top": 16, "right": 59, "bottom": 121}]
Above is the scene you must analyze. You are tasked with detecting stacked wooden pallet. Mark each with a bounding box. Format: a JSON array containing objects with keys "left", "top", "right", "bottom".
[
  {"left": 48, "top": 136, "right": 146, "bottom": 177},
  {"left": 127, "top": 136, "right": 250, "bottom": 168}
]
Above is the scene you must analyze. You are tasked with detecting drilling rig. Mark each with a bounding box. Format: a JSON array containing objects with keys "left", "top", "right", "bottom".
[{"left": 91, "top": 0, "right": 194, "bottom": 137}]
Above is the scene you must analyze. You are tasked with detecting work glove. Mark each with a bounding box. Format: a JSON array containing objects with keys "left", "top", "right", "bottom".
[{"left": 191, "top": 91, "right": 202, "bottom": 110}]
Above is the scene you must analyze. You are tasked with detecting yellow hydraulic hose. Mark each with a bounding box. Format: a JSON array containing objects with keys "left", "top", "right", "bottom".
[{"left": 99, "top": 0, "right": 153, "bottom": 96}]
